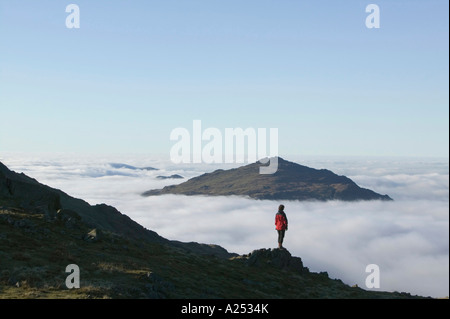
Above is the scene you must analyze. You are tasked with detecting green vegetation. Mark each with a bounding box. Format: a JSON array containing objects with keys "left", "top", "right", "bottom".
[
  {"left": 0, "top": 208, "right": 424, "bottom": 299},
  {"left": 0, "top": 160, "right": 423, "bottom": 299}
]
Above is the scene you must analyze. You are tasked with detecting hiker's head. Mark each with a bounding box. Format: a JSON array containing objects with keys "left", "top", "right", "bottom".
[{"left": 278, "top": 204, "right": 285, "bottom": 212}]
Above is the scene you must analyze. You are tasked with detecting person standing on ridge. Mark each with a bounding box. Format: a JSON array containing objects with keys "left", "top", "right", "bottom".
[{"left": 275, "top": 204, "right": 288, "bottom": 249}]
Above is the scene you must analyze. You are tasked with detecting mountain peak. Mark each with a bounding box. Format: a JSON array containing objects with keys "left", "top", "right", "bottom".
[{"left": 142, "top": 157, "right": 392, "bottom": 201}]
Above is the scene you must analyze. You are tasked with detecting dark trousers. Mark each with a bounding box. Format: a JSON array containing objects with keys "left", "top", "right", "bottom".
[{"left": 277, "top": 230, "right": 285, "bottom": 244}]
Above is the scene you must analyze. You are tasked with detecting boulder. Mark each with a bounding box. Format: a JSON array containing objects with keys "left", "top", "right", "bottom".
[
  {"left": 247, "top": 248, "right": 306, "bottom": 274},
  {"left": 83, "top": 228, "right": 102, "bottom": 243},
  {"left": 57, "top": 209, "right": 81, "bottom": 221},
  {"left": 57, "top": 209, "right": 82, "bottom": 228}
]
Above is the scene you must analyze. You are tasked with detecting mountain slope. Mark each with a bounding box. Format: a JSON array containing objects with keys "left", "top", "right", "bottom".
[
  {"left": 0, "top": 161, "right": 234, "bottom": 258},
  {"left": 0, "top": 161, "right": 162, "bottom": 243},
  {"left": 1, "top": 160, "right": 423, "bottom": 299},
  {"left": 0, "top": 202, "right": 425, "bottom": 299},
  {"left": 142, "top": 157, "right": 392, "bottom": 201}
]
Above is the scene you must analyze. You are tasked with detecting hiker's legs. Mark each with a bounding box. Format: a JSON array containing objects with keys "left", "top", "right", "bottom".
[{"left": 277, "top": 230, "right": 285, "bottom": 248}]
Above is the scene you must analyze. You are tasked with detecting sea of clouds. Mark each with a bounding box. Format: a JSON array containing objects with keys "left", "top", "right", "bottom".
[{"left": 1, "top": 153, "right": 448, "bottom": 298}]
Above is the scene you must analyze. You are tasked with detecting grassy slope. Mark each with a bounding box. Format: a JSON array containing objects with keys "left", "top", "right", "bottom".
[{"left": 0, "top": 207, "right": 423, "bottom": 299}]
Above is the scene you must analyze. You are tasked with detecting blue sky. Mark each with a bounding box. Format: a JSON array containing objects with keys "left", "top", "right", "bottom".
[{"left": 0, "top": 0, "right": 448, "bottom": 158}]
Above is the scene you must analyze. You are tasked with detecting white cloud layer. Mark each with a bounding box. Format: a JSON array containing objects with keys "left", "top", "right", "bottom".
[{"left": 1, "top": 153, "right": 448, "bottom": 298}]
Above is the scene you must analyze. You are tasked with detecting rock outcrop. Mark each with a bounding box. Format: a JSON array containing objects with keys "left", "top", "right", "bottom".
[{"left": 246, "top": 248, "right": 308, "bottom": 274}]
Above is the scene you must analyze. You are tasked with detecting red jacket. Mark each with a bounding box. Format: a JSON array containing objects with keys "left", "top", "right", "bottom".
[{"left": 275, "top": 211, "right": 288, "bottom": 231}]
